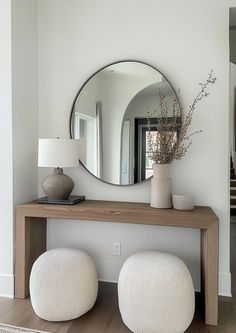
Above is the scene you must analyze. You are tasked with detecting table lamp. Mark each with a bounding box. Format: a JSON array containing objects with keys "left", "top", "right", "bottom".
[{"left": 38, "top": 138, "right": 80, "bottom": 200}]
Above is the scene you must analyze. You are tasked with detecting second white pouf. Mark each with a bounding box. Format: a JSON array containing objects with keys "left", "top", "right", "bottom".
[
  {"left": 30, "top": 248, "right": 98, "bottom": 321},
  {"left": 118, "top": 251, "right": 195, "bottom": 333}
]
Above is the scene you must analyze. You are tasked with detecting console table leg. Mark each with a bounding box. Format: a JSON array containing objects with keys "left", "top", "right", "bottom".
[
  {"left": 201, "top": 223, "right": 219, "bottom": 326},
  {"left": 15, "top": 213, "right": 47, "bottom": 299}
]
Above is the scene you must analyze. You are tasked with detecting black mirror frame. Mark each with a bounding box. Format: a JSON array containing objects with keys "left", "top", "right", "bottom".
[{"left": 69, "top": 59, "right": 181, "bottom": 186}]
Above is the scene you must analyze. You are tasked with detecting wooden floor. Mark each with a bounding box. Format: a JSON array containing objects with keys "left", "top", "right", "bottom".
[{"left": 1, "top": 224, "right": 236, "bottom": 333}]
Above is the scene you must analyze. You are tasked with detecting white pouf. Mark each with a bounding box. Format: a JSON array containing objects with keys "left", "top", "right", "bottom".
[
  {"left": 30, "top": 248, "right": 98, "bottom": 321},
  {"left": 118, "top": 251, "right": 195, "bottom": 333}
]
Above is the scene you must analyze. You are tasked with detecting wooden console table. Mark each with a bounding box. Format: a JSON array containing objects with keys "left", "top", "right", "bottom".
[{"left": 15, "top": 200, "right": 219, "bottom": 326}]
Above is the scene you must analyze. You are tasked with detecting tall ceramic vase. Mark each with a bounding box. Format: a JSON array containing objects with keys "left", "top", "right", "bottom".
[{"left": 150, "top": 163, "right": 172, "bottom": 208}]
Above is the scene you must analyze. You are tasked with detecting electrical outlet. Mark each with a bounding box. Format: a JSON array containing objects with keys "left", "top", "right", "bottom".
[{"left": 113, "top": 242, "right": 121, "bottom": 256}]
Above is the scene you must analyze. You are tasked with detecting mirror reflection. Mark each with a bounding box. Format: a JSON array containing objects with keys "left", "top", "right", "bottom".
[{"left": 70, "top": 61, "right": 181, "bottom": 185}]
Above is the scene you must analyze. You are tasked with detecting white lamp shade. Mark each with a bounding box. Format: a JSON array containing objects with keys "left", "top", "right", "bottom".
[{"left": 38, "top": 139, "right": 80, "bottom": 168}]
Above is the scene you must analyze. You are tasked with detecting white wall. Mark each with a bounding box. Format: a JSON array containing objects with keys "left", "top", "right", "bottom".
[
  {"left": 126, "top": 94, "right": 176, "bottom": 121},
  {"left": 98, "top": 73, "right": 158, "bottom": 184},
  {"left": 12, "top": 0, "right": 39, "bottom": 206},
  {"left": 0, "top": 0, "right": 38, "bottom": 298},
  {"left": 230, "top": 62, "right": 236, "bottom": 161},
  {"left": 38, "top": 0, "right": 233, "bottom": 296},
  {"left": 122, "top": 92, "right": 178, "bottom": 183},
  {"left": 0, "top": 0, "right": 14, "bottom": 298},
  {"left": 74, "top": 69, "right": 159, "bottom": 184}
]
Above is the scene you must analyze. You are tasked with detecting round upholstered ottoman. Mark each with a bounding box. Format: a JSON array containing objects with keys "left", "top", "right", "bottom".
[
  {"left": 30, "top": 248, "right": 98, "bottom": 321},
  {"left": 118, "top": 251, "right": 195, "bottom": 333}
]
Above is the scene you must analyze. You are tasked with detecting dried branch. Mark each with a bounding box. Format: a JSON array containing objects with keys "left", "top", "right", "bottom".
[{"left": 147, "top": 71, "right": 216, "bottom": 164}]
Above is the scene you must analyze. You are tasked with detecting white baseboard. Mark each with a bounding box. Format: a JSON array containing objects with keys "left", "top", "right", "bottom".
[
  {"left": 95, "top": 259, "right": 123, "bottom": 283},
  {"left": 99, "top": 278, "right": 118, "bottom": 283},
  {"left": 0, "top": 274, "right": 14, "bottom": 298},
  {"left": 95, "top": 260, "right": 232, "bottom": 297},
  {"left": 0, "top": 266, "right": 231, "bottom": 298}
]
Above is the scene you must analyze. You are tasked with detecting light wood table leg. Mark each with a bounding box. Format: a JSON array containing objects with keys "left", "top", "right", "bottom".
[
  {"left": 201, "top": 222, "right": 219, "bottom": 326},
  {"left": 15, "top": 212, "right": 47, "bottom": 299}
]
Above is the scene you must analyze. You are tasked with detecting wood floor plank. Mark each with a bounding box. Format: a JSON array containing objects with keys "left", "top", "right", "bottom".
[
  {"left": 0, "top": 289, "right": 233, "bottom": 333},
  {"left": 67, "top": 282, "right": 122, "bottom": 333},
  {"left": 1, "top": 283, "right": 232, "bottom": 333}
]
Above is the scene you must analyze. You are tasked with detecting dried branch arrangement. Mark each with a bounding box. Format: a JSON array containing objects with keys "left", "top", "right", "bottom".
[{"left": 147, "top": 71, "right": 216, "bottom": 164}]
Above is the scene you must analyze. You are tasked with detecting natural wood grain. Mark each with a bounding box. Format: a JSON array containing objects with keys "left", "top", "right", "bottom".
[
  {"left": 15, "top": 210, "right": 46, "bottom": 299},
  {"left": 201, "top": 223, "right": 219, "bottom": 325},
  {"left": 16, "top": 200, "right": 218, "bottom": 227},
  {"left": 0, "top": 281, "right": 235, "bottom": 333},
  {"left": 16, "top": 200, "right": 218, "bottom": 228},
  {"left": 15, "top": 199, "right": 219, "bottom": 326}
]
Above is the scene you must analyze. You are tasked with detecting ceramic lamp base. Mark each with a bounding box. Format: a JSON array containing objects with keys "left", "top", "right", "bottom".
[{"left": 42, "top": 168, "right": 74, "bottom": 200}]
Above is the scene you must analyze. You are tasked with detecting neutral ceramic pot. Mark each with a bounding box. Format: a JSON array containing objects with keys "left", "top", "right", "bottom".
[
  {"left": 152, "top": 163, "right": 171, "bottom": 179},
  {"left": 172, "top": 194, "right": 194, "bottom": 210},
  {"left": 42, "top": 168, "right": 74, "bottom": 200},
  {"left": 150, "top": 163, "right": 172, "bottom": 209}
]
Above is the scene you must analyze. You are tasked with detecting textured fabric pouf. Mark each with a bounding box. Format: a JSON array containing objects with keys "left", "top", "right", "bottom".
[
  {"left": 118, "top": 251, "right": 195, "bottom": 333},
  {"left": 30, "top": 248, "right": 98, "bottom": 321}
]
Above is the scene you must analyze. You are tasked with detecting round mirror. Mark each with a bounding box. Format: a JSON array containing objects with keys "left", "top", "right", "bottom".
[{"left": 70, "top": 61, "right": 181, "bottom": 185}]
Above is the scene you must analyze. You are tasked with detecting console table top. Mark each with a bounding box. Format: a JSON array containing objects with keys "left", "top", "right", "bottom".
[{"left": 16, "top": 200, "right": 218, "bottom": 229}]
